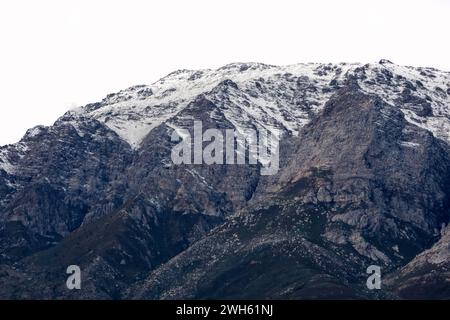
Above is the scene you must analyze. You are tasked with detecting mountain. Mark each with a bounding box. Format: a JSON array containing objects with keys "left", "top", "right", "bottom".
[{"left": 0, "top": 60, "right": 449, "bottom": 299}]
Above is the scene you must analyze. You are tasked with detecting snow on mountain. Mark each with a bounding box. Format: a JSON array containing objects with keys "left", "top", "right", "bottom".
[
  {"left": 0, "top": 149, "right": 14, "bottom": 175},
  {"left": 57, "top": 61, "right": 450, "bottom": 150},
  {"left": 67, "top": 62, "right": 356, "bottom": 148},
  {"left": 0, "top": 141, "right": 29, "bottom": 175},
  {"left": 358, "top": 60, "right": 450, "bottom": 143}
]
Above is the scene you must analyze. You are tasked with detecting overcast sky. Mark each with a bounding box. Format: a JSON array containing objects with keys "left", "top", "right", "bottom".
[{"left": 0, "top": 0, "right": 449, "bottom": 146}]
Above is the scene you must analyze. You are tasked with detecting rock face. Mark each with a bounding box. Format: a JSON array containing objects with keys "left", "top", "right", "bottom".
[
  {"left": 0, "top": 61, "right": 449, "bottom": 299},
  {"left": 386, "top": 224, "right": 450, "bottom": 299}
]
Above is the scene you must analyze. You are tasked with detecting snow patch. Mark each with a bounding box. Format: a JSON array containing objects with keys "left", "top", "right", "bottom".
[
  {"left": 0, "top": 149, "right": 15, "bottom": 174},
  {"left": 399, "top": 141, "right": 421, "bottom": 148},
  {"left": 359, "top": 63, "right": 450, "bottom": 143}
]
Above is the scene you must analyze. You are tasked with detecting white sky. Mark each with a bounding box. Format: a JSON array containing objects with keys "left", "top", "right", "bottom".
[{"left": 0, "top": 0, "right": 449, "bottom": 146}]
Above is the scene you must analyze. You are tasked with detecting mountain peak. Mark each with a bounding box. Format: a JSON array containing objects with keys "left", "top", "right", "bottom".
[{"left": 379, "top": 58, "right": 394, "bottom": 65}]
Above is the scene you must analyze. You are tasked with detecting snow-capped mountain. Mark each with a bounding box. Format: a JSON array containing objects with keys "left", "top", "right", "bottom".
[
  {"left": 0, "top": 60, "right": 450, "bottom": 299},
  {"left": 65, "top": 62, "right": 353, "bottom": 148},
  {"left": 63, "top": 61, "right": 450, "bottom": 148}
]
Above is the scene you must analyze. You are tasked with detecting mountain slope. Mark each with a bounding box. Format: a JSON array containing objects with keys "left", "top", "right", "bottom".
[{"left": 132, "top": 83, "right": 450, "bottom": 299}]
